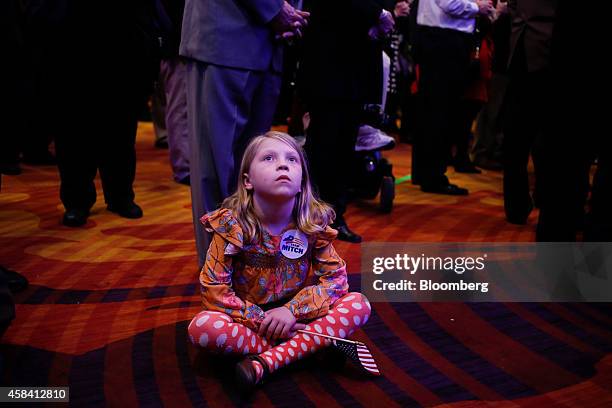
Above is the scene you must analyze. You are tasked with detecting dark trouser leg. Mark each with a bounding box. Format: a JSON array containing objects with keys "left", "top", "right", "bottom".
[
  {"left": 98, "top": 80, "right": 140, "bottom": 208},
  {"left": 502, "top": 61, "right": 539, "bottom": 222},
  {"left": 416, "top": 28, "right": 472, "bottom": 188},
  {"left": 453, "top": 100, "right": 483, "bottom": 165},
  {"left": 473, "top": 73, "right": 508, "bottom": 165},
  {"left": 151, "top": 73, "right": 168, "bottom": 145},
  {"left": 1, "top": 67, "right": 23, "bottom": 170},
  {"left": 305, "top": 101, "right": 361, "bottom": 226},
  {"left": 22, "top": 42, "right": 54, "bottom": 163},
  {"left": 55, "top": 86, "right": 98, "bottom": 212},
  {"left": 56, "top": 136, "right": 98, "bottom": 211},
  {"left": 186, "top": 62, "right": 281, "bottom": 268},
  {"left": 161, "top": 58, "right": 190, "bottom": 182},
  {"left": 534, "top": 71, "right": 588, "bottom": 241}
]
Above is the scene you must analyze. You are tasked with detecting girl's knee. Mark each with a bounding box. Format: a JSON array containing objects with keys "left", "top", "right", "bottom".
[
  {"left": 353, "top": 292, "right": 370, "bottom": 307},
  {"left": 188, "top": 311, "right": 232, "bottom": 347},
  {"left": 333, "top": 292, "right": 371, "bottom": 328},
  {"left": 338, "top": 292, "right": 371, "bottom": 309}
]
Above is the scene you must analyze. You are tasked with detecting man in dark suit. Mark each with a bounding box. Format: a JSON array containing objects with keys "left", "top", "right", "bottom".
[
  {"left": 24, "top": 0, "right": 162, "bottom": 227},
  {"left": 412, "top": 0, "right": 493, "bottom": 195},
  {"left": 504, "top": 0, "right": 609, "bottom": 241},
  {"left": 504, "top": 0, "right": 571, "bottom": 238},
  {"left": 180, "top": 0, "right": 308, "bottom": 267},
  {"left": 299, "top": 0, "right": 392, "bottom": 243},
  {"left": 502, "top": 0, "right": 559, "bottom": 226}
]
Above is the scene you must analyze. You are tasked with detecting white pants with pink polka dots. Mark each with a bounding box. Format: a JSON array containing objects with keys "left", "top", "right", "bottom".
[{"left": 188, "top": 292, "right": 371, "bottom": 374}]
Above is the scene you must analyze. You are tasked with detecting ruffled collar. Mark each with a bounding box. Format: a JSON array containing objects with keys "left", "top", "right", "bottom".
[
  {"left": 201, "top": 208, "right": 339, "bottom": 251},
  {"left": 200, "top": 208, "right": 244, "bottom": 249}
]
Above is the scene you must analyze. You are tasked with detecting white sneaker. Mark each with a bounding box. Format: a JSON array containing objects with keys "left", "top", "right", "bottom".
[{"left": 355, "top": 125, "right": 396, "bottom": 151}]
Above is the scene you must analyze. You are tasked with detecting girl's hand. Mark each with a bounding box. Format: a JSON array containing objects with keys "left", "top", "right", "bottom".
[
  {"left": 259, "top": 307, "right": 298, "bottom": 341},
  {"left": 288, "top": 322, "right": 307, "bottom": 338}
]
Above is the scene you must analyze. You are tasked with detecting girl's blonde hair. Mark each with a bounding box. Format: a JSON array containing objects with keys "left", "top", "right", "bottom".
[{"left": 222, "top": 131, "right": 335, "bottom": 243}]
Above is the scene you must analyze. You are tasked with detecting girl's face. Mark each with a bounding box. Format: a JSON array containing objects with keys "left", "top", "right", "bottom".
[{"left": 244, "top": 138, "right": 303, "bottom": 202}]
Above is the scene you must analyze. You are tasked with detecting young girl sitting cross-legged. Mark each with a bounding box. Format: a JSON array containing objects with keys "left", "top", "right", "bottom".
[{"left": 187, "top": 131, "right": 371, "bottom": 392}]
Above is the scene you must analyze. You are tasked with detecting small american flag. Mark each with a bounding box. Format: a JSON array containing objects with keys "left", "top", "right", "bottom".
[{"left": 332, "top": 339, "right": 381, "bottom": 376}]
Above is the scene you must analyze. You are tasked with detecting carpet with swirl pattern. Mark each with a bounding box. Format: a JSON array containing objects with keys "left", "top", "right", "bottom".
[{"left": 1, "top": 124, "right": 611, "bottom": 407}]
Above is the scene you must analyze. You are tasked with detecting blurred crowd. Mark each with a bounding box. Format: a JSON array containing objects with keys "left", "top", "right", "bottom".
[{"left": 0, "top": 0, "right": 608, "bottom": 307}]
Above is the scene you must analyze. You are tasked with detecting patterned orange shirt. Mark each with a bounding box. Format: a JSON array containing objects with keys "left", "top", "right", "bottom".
[{"left": 199, "top": 209, "right": 349, "bottom": 331}]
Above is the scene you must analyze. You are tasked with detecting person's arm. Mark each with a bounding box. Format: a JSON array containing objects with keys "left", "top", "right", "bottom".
[
  {"left": 199, "top": 233, "right": 265, "bottom": 331},
  {"left": 435, "top": 0, "right": 480, "bottom": 18},
  {"left": 283, "top": 228, "right": 349, "bottom": 321}
]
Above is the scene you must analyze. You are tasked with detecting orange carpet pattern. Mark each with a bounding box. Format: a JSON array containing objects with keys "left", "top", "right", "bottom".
[{"left": 1, "top": 123, "right": 611, "bottom": 407}]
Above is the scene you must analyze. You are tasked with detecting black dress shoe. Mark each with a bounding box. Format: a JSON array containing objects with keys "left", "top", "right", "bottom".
[
  {"left": 62, "top": 208, "right": 89, "bottom": 227},
  {"left": 107, "top": 202, "right": 143, "bottom": 219},
  {"left": 235, "top": 355, "right": 268, "bottom": 394},
  {"left": 421, "top": 183, "right": 469, "bottom": 196},
  {"left": 333, "top": 224, "right": 362, "bottom": 243},
  {"left": 1, "top": 266, "right": 29, "bottom": 294}
]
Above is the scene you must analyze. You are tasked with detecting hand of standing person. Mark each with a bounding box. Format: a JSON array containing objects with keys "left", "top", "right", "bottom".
[
  {"left": 476, "top": 0, "right": 495, "bottom": 16},
  {"left": 271, "top": 1, "right": 310, "bottom": 39},
  {"left": 394, "top": 1, "right": 410, "bottom": 18}
]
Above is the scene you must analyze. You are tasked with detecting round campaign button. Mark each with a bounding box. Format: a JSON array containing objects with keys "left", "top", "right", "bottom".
[{"left": 280, "top": 229, "right": 309, "bottom": 259}]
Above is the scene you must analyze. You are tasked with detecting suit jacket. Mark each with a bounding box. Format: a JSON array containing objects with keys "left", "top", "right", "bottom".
[
  {"left": 2, "top": 0, "right": 24, "bottom": 62},
  {"left": 299, "top": 0, "right": 382, "bottom": 104},
  {"left": 507, "top": 0, "right": 558, "bottom": 72},
  {"left": 179, "top": 0, "right": 284, "bottom": 72}
]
